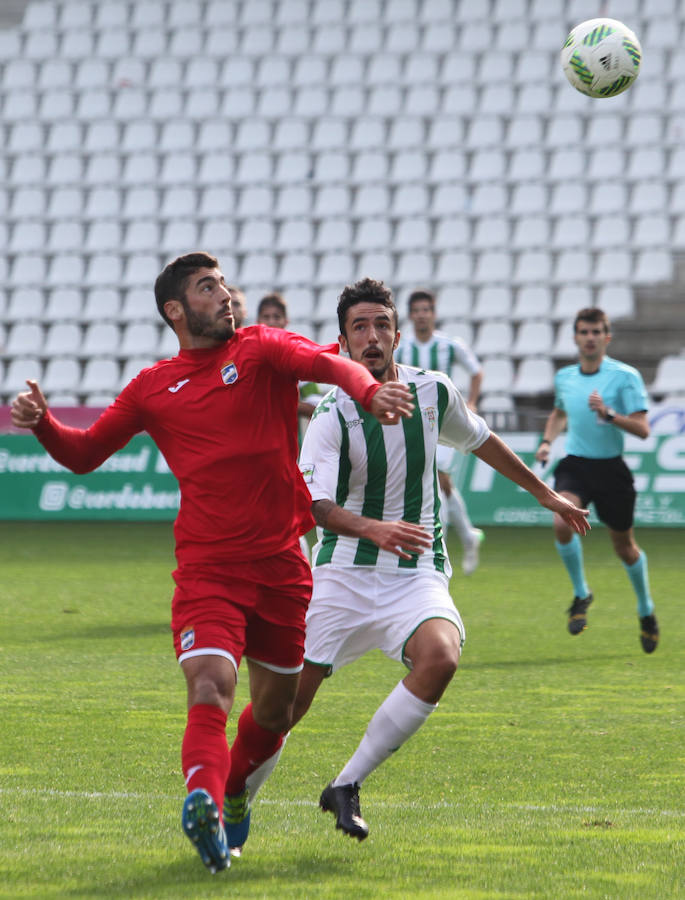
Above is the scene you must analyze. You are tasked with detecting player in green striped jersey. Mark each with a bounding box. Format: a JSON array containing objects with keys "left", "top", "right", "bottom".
[
  {"left": 244, "top": 278, "right": 589, "bottom": 842},
  {"left": 395, "top": 289, "right": 484, "bottom": 574}
]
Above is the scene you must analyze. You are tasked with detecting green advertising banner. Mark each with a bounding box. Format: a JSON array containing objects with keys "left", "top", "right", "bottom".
[
  {"left": 1, "top": 431, "right": 684, "bottom": 526},
  {"left": 0, "top": 434, "right": 180, "bottom": 520}
]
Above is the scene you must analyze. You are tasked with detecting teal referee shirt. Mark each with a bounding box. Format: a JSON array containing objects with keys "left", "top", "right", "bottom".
[{"left": 554, "top": 356, "right": 649, "bottom": 459}]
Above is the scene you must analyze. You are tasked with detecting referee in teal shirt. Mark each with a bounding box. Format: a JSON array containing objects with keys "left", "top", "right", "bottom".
[{"left": 535, "top": 307, "right": 659, "bottom": 653}]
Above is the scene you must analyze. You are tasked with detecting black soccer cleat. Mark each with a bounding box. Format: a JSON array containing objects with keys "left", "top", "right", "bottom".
[
  {"left": 567, "top": 593, "right": 593, "bottom": 635},
  {"left": 639, "top": 613, "right": 659, "bottom": 654},
  {"left": 319, "top": 781, "right": 369, "bottom": 841}
]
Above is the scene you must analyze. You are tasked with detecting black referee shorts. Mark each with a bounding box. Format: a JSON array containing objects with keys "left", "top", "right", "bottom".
[{"left": 553, "top": 455, "right": 636, "bottom": 532}]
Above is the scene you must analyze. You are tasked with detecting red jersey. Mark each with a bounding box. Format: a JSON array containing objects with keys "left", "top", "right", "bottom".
[{"left": 34, "top": 326, "right": 380, "bottom": 565}]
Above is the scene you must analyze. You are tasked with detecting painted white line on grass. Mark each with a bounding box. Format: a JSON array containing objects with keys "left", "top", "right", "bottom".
[{"left": 0, "top": 788, "right": 683, "bottom": 818}]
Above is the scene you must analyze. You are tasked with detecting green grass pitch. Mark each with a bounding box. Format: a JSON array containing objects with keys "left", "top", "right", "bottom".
[{"left": 0, "top": 522, "right": 682, "bottom": 899}]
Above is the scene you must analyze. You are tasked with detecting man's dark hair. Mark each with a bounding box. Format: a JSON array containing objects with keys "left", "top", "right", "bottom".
[
  {"left": 154, "top": 251, "right": 218, "bottom": 328},
  {"left": 574, "top": 307, "right": 611, "bottom": 335},
  {"left": 337, "top": 277, "right": 398, "bottom": 336},
  {"left": 257, "top": 292, "right": 288, "bottom": 319},
  {"left": 407, "top": 288, "right": 435, "bottom": 313}
]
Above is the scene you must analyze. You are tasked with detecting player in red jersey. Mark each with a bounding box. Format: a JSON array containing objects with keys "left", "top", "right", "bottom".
[{"left": 10, "top": 251, "right": 414, "bottom": 874}]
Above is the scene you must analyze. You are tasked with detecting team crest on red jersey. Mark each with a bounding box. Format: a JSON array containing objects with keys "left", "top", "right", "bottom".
[
  {"left": 180, "top": 628, "right": 195, "bottom": 651},
  {"left": 220, "top": 361, "right": 238, "bottom": 385}
]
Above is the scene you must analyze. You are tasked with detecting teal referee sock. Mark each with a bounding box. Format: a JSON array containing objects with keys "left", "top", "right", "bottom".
[
  {"left": 623, "top": 551, "right": 654, "bottom": 616},
  {"left": 555, "top": 534, "right": 590, "bottom": 599}
]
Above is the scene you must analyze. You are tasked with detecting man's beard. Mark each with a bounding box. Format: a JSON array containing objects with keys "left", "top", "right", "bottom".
[
  {"left": 182, "top": 301, "right": 234, "bottom": 341},
  {"left": 363, "top": 354, "right": 392, "bottom": 380}
]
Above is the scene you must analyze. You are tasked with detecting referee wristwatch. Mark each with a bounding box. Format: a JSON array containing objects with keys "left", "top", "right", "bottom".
[{"left": 604, "top": 407, "right": 617, "bottom": 422}]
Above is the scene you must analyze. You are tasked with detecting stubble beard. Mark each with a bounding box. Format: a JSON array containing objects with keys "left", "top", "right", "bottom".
[
  {"left": 183, "top": 301, "right": 235, "bottom": 342},
  {"left": 363, "top": 353, "right": 393, "bottom": 381}
]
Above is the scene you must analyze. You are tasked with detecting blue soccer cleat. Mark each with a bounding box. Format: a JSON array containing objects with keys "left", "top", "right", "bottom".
[
  {"left": 223, "top": 787, "right": 251, "bottom": 855},
  {"left": 182, "top": 788, "right": 230, "bottom": 874}
]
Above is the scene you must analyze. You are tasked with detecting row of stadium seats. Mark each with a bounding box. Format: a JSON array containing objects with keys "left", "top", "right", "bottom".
[
  {"left": 0, "top": 64, "right": 685, "bottom": 109},
  {"left": 0, "top": 352, "right": 556, "bottom": 404},
  {"left": 1, "top": 13, "right": 683, "bottom": 60},
  {"left": 6, "top": 179, "right": 685, "bottom": 220},
  {"left": 1, "top": 111, "right": 680, "bottom": 155},
  {"left": 3, "top": 213, "right": 680, "bottom": 254},
  {"left": 0, "top": 317, "right": 582, "bottom": 360},
  {"left": 1, "top": 82, "right": 682, "bottom": 122},
  {"left": 4, "top": 348, "right": 684, "bottom": 409},
  {"left": 0, "top": 281, "right": 633, "bottom": 324},
  {"left": 3, "top": 50, "right": 645, "bottom": 90},
  {"left": 0, "top": 248, "right": 673, "bottom": 292},
  {"left": 3, "top": 345, "right": 683, "bottom": 408},
  {"left": 14, "top": 0, "right": 674, "bottom": 33},
  {"left": 6, "top": 144, "right": 685, "bottom": 188}
]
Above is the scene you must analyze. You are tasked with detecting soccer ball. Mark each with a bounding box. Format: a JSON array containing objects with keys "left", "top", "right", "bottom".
[{"left": 560, "top": 18, "right": 642, "bottom": 98}]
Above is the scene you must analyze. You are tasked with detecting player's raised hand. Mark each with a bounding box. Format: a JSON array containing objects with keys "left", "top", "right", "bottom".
[
  {"left": 543, "top": 490, "right": 591, "bottom": 536},
  {"left": 588, "top": 389, "right": 605, "bottom": 414},
  {"left": 362, "top": 519, "right": 434, "bottom": 559},
  {"left": 369, "top": 381, "right": 414, "bottom": 424},
  {"left": 534, "top": 442, "right": 551, "bottom": 466},
  {"left": 11, "top": 380, "right": 47, "bottom": 429}
]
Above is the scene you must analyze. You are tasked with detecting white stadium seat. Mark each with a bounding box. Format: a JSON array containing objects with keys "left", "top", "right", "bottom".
[
  {"left": 512, "top": 357, "right": 555, "bottom": 396},
  {"left": 651, "top": 355, "right": 685, "bottom": 396}
]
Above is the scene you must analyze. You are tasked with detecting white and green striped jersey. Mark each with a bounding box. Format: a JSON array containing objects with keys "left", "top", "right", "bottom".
[
  {"left": 395, "top": 331, "right": 481, "bottom": 380},
  {"left": 298, "top": 364, "right": 490, "bottom": 574}
]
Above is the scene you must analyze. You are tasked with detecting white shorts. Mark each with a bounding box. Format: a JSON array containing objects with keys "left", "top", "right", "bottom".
[
  {"left": 305, "top": 567, "right": 466, "bottom": 675},
  {"left": 436, "top": 444, "right": 455, "bottom": 473}
]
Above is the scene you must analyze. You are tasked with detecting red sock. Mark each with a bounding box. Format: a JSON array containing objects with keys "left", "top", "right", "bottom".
[
  {"left": 225, "top": 703, "right": 284, "bottom": 796},
  {"left": 182, "top": 703, "right": 230, "bottom": 814}
]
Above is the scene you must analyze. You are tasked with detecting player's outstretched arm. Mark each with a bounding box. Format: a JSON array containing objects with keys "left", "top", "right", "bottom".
[
  {"left": 10, "top": 380, "right": 47, "bottom": 429},
  {"left": 312, "top": 499, "right": 432, "bottom": 559},
  {"left": 11, "top": 378, "right": 139, "bottom": 475},
  {"left": 473, "top": 433, "right": 590, "bottom": 536}
]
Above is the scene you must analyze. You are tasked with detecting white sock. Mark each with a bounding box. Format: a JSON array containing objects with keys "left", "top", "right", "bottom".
[
  {"left": 445, "top": 487, "right": 474, "bottom": 546},
  {"left": 333, "top": 682, "right": 437, "bottom": 787},
  {"left": 244, "top": 732, "right": 289, "bottom": 801}
]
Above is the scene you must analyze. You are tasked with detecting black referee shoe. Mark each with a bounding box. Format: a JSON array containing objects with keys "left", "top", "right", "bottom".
[
  {"left": 567, "top": 593, "right": 593, "bottom": 635},
  {"left": 319, "top": 782, "right": 369, "bottom": 841},
  {"left": 639, "top": 614, "right": 659, "bottom": 653}
]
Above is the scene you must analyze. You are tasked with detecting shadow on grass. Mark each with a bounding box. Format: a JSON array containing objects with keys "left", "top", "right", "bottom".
[
  {"left": 62, "top": 852, "right": 360, "bottom": 898},
  {"left": 462, "top": 651, "right": 627, "bottom": 670},
  {"left": 33, "top": 621, "right": 171, "bottom": 642}
]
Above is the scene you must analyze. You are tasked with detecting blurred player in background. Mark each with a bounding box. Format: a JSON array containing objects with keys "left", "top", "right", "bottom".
[
  {"left": 257, "top": 291, "right": 327, "bottom": 420},
  {"left": 227, "top": 284, "right": 247, "bottom": 328},
  {"left": 256, "top": 291, "right": 288, "bottom": 329},
  {"left": 395, "top": 289, "right": 484, "bottom": 574},
  {"left": 10, "top": 252, "right": 415, "bottom": 875},
  {"left": 239, "top": 278, "right": 589, "bottom": 844},
  {"left": 535, "top": 307, "right": 659, "bottom": 653}
]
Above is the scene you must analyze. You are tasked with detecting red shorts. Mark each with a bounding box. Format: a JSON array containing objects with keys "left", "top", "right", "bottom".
[{"left": 171, "top": 543, "right": 312, "bottom": 674}]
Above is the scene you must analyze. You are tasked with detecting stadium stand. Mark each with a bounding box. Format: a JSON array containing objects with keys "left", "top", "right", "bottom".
[{"left": 0, "top": 0, "right": 685, "bottom": 419}]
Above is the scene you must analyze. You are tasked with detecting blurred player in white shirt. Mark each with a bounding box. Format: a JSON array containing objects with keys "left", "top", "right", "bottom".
[{"left": 395, "top": 289, "right": 484, "bottom": 574}]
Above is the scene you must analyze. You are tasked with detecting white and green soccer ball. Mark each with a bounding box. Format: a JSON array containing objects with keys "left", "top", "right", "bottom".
[{"left": 560, "top": 18, "right": 642, "bottom": 98}]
